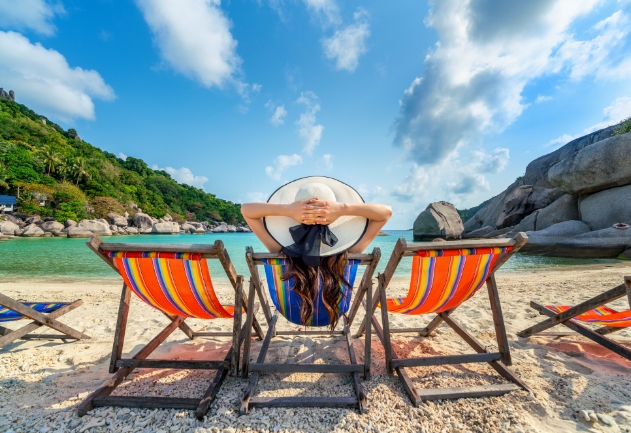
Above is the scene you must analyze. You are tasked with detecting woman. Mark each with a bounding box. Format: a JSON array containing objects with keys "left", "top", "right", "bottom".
[{"left": 241, "top": 176, "right": 391, "bottom": 329}]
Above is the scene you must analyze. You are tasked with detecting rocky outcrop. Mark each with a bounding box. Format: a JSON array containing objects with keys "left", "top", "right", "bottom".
[
  {"left": 78, "top": 219, "right": 112, "bottom": 236},
  {"left": 413, "top": 201, "right": 464, "bottom": 241},
  {"left": 495, "top": 186, "right": 561, "bottom": 229},
  {"left": 548, "top": 133, "right": 631, "bottom": 195},
  {"left": 132, "top": 212, "right": 154, "bottom": 231},
  {"left": 107, "top": 212, "right": 128, "bottom": 227},
  {"left": 212, "top": 223, "right": 229, "bottom": 233},
  {"left": 579, "top": 184, "right": 631, "bottom": 230},
  {"left": 534, "top": 194, "right": 579, "bottom": 231},
  {"left": 0, "top": 88, "right": 15, "bottom": 102},
  {"left": 463, "top": 180, "right": 523, "bottom": 232},
  {"left": 65, "top": 219, "right": 77, "bottom": 228},
  {"left": 125, "top": 227, "right": 139, "bottom": 234},
  {"left": 40, "top": 220, "right": 64, "bottom": 233},
  {"left": 152, "top": 222, "right": 180, "bottom": 234},
  {"left": 67, "top": 226, "right": 93, "bottom": 238},
  {"left": 0, "top": 220, "right": 19, "bottom": 235},
  {"left": 21, "top": 224, "right": 45, "bottom": 237}
]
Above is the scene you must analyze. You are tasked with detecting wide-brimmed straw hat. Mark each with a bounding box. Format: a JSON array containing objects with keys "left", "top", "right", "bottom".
[{"left": 264, "top": 176, "right": 368, "bottom": 260}]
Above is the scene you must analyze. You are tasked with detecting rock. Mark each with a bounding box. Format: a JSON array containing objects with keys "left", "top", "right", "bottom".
[
  {"left": 107, "top": 212, "right": 128, "bottom": 227},
  {"left": 464, "top": 179, "right": 523, "bottom": 232},
  {"left": 511, "top": 211, "right": 538, "bottom": 234},
  {"left": 579, "top": 184, "right": 631, "bottom": 230},
  {"left": 596, "top": 413, "right": 614, "bottom": 426},
  {"left": 67, "top": 226, "right": 93, "bottom": 238},
  {"left": 525, "top": 124, "right": 619, "bottom": 189},
  {"left": 132, "top": 212, "right": 154, "bottom": 231},
  {"left": 413, "top": 201, "right": 464, "bottom": 241},
  {"left": 124, "top": 211, "right": 129, "bottom": 218},
  {"left": 227, "top": 225, "right": 237, "bottom": 233},
  {"left": 163, "top": 213, "right": 173, "bottom": 222},
  {"left": 65, "top": 219, "right": 77, "bottom": 228},
  {"left": 520, "top": 220, "right": 591, "bottom": 254},
  {"left": 180, "top": 223, "right": 196, "bottom": 233},
  {"left": 496, "top": 186, "right": 556, "bottom": 228},
  {"left": 212, "top": 225, "right": 228, "bottom": 233},
  {"left": 78, "top": 219, "right": 112, "bottom": 235},
  {"left": 14, "top": 228, "right": 23, "bottom": 235},
  {"left": 3, "top": 214, "right": 23, "bottom": 226},
  {"left": 549, "top": 132, "right": 631, "bottom": 195},
  {"left": 151, "top": 222, "right": 180, "bottom": 234},
  {"left": 0, "top": 220, "right": 19, "bottom": 235},
  {"left": 462, "top": 225, "right": 495, "bottom": 239},
  {"left": 619, "top": 248, "right": 631, "bottom": 260},
  {"left": 43, "top": 216, "right": 56, "bottom": 222},
  {"left": 109, "top": 224, "right": 119, "bottom": 233},
  {"left": 125, "top": 227, "right": 139, "bottom": 234},
  {"left": 535, "top": 194, "right": 579, "bottom": 231},
  {"left": 483, "top": 226, "right": 514, "bottom": 238},
  {"left": 21, "top": 224, "right": 45, "bottom": 237},
  {"left": 40, "top": 221, "right": 64, "bottom": 233},
  {"left": 25, "top": 215, "right": 42, "bottom": 225}
]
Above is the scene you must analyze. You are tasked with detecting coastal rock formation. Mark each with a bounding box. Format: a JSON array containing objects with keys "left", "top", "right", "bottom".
[
  {"left": 212, "top": 223, "right": 228, "bottom": 233},
  {"left": 413, "top": 201, "right": 464, "bottom": 241},
  {"left": 21, "top": 224, "right": 45, "bottom": 237},
  {"left": 132, "top": 212, "right": 154, "bottom": 231},
  {"left": 78, "top": 219, "right": 112, "bottom": 236},
  {"left": 125, "top": 227, "right": 139, "bottom": 234},
  {"left": 40, "top": 220, "right": 64, "bottom": 233},
  {"left": 0, "top": 220, "right": 19, "bottom": 235},
  {"left": 67, "top": 226, "right": 93, "bottom": 238},
  {"left": 0, "top": 88, "right": 15, "bottom": 102},
  {"left": 461, "top": 123, "right": 631, "bottom": 258},
  {"left": 65, "top": 219, "right": 77, "bottom": 228},
  {"left": 151, "top": 222, "right": 179, "bottom": 234},
  {"left": 579, "top": 185, "right": 631, "bottom": 230},
  {"left": 548, "top": 133, "right": 631, "bottom": 195},
  {"left": 107, "top": 212, "right": 128, "bottom": 227}
]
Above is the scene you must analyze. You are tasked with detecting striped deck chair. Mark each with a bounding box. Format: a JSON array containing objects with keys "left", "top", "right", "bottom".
[
  {"left": 239, "top": 246, "right": 381, "bottom": 415},
  {"left": 518, "top": 276, "right": 631, "bottom": 362},
  {"left": 78, "top": 236, "right": 266, "bottom": 420},
  {"left": 356, "top": 234, "right": 530, "bottom": 406},
  {"left": 0, "top": 295, "right": 88, "bottom": 349}
]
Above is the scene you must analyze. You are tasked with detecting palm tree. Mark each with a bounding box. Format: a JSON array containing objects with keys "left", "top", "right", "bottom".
[
  {"left": 70, "top": 157, "right": 90, "bottom": 185},
  {"left": 39, "top": 145, "right": 61, "bottom": 176}
]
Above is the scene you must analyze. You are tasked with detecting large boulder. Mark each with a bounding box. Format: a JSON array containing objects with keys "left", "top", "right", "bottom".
[
  {"left": 548, "top": 132, "right": 631, "bottom": 195},
  {"left": 163, "top": 213, "right": 173, "bottom": 222},
  {"left": 125, "top": 227, "right": 139, "bottom": 234},
  {"left": 132, "top": 212, "right": 154, "bottom": 231},
  {"left": 462, "top": 225, "right": 495, "bottom": 239},
  {"left": 65, "top": 219, "right": 77, "bottom": 228},
  {"left": 21, "top": 224, "right": 45, "bottom": 237},
  {"left": 524, "top": 124, "right": 618, "bottom": 188},
  {"left": 495, "top": 186, "right": 559, "bottom": 229},
  {"left": 535, "top": 194, "right": 579, "bottom": 231},
  {"left": 544, "top": 227, "right": 631, "bottom": 258},
  {"left": 67, "top": 226, "right": 93, "bottom": 238},
  {"left": 78, "top": 219, "right": 112, "bottom": 236},
  {"left": 579, "top": 184, "right": 631, "bottom": 230},
  {"left": 0, "top": 220, "right": 19, "bottom": 235},
  {"left": 152, "top": 222, "right": 180, "bottom": 234},
  {"left": 227, "top": 225, "right": 237, "bottom": 233},
  {"left": 40, "top": 220, "right": 64, "bottom": 233},
  {"left": 180, "top": 222, "right": 196, "bottom": 233},
  {"left": 463, "top": 180, "right": 522, "bottom": 232},
  {"left": 520, "top": 220, "right": 591, "bottom": 254},
  {"left": 511, "top": 211, "right": 539, "bottom": 234},
  {"left": 25, "top": 215, "right": 42, "bottom": 225},
  {"left": 413, "top": 201, "right": 464, "bottom": 241},
  {"left": 107, "top": 212, "right": 128, "bottom": 227}
]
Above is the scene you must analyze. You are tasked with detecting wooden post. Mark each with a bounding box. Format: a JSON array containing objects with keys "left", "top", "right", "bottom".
[
  {"left": 109, "top": 284, "right": 131, "bottom": 373},
  {"left": 348, "top": 247, "right": 381, "bottom": 325},
  {"left": 246, "top": 246, "right": 272, "bottom": 325},
  {"left": 378, "top": 273, "right": 393, "bottom": 375},
  {"left": 486, "top": 275, "right": 512, "bottom": 366},
  {"left": 241, "top": 278, "right": 258, "bottom": 377},
  {"left": 364, "top": 279, "right": 372, "bottom": 380},
  {"left": 230, "top": 276, "right": 244, "bottom": 377}
]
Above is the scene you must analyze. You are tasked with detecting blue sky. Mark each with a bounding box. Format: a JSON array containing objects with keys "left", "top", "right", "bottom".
[{"left": 1, "top": 0, "right": 630, "bottom": 228}]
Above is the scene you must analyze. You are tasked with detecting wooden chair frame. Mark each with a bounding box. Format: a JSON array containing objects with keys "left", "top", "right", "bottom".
[
  {"left": 518, "top": 276, "right": 631, "bottom": 362},
  {"left": 78, "top": 236, "right": 265, "bottom": 420},
  {"left": 359, "top": 234, "right": 530, "bottom": 406},
  {"left": 0, "top": 295, "right": 89, "bottom": 349},
  {"left": 239, "top": 247, "right": 381, "bottom": 415}
]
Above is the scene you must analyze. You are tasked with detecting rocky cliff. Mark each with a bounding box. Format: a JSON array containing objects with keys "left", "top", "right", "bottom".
[{"left": 462, "top": 120, "right": 631, "bottom": 259}]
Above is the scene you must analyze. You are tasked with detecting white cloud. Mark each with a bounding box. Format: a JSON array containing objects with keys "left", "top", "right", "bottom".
[
  {"left": 265, "top": 154, "right": 303, "bottom": 180},
  {"left": 536, "top": 95, "right": 552, "bottom": 103},
  {"left": 393, "top": 0, "right": 630, "bottom": 166},
  {"left": 246, "top": 191, "right": 268, "bottom": 202},
  {"left": 318, "top": 153, "right": 333, "bottom": 171},
  {"left": 118, "top": 152, "right": 128, "bottom": 161},
  {"left": 322, "top": 8, "right": 370, "bottom": 72},
  {"left": 302, "top": 0, "right": 341, "bottom": 27},
  {"left": 0, "top": 0, "right": 64, "bottom": 36},
  {"left": 0, "top": 31, "right": 115, "bottom": 122},
  {"left": 136, "top": 0, "right": 242, "bottom": 88},
  {"left": 154, "top": 165, "right": 209, "bottom": 188},
  {"left": 270, "top": 105, "right": 287, "bottom": 126},
  {"left": 296, "top": 91, "right": 324, "bottom": 155},
  {"left": 251, "top": 83, "right": 262, "bottom": 93},
  {"left": 546, "top": 95, "right": 631, "bottom": 148},
  {"left": 472, "top": 147, "right": 510, "bottom": 173}
]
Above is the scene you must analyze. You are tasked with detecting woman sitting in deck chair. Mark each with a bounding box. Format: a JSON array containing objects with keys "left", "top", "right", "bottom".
[{"left": 239, "top": 176, "right": 391, "bottom": 413}]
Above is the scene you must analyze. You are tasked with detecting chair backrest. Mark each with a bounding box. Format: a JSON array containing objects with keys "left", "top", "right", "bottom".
[
  {"left": 247, "top": 248, "right": 380, "bottom": 328},
  {"left": 261, "top": 258, "right": 360, "bottom": 326},
  {"left": 87, "top": 237, "right": 239, "bottom": 320},
  {"left": 382, "top": 234, "right": 527, "bottom": 315}
]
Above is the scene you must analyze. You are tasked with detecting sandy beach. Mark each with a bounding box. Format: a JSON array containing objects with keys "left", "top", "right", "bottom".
[{"left": 1, "top": 262, "right": 631, "bottom": 433}]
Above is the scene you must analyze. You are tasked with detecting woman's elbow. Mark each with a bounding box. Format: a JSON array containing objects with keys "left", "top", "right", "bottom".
[{"left": 381, "top": 205, "right": 393, "bottom": 221}]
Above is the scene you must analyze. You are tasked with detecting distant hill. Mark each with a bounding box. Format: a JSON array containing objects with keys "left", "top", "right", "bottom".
[
  {"left": 457, "top": 198, "right": 491, "bottom": 223},
  {"left": 0, "top": 98, "right": 243, "bottom": 224}
]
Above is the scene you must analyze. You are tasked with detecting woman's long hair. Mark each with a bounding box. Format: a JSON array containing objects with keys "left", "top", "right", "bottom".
[{"left": 282, "top": 252, "right": 351, "bottom": 330}]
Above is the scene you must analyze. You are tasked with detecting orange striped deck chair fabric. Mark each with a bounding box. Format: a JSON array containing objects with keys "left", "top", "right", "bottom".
[{"left": 519, "top": 276, "right": 631, "bottom": 362}]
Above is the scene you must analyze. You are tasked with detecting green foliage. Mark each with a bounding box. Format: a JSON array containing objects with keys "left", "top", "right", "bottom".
[
  {"left": 457, "top": 198, "right": 492, "bottom": 223},
  {"left": 614, "top": 117, "right": 631, "bottom": 136},
  {"left": 0, "top": 98, "right": 243, "bottom": 223}
]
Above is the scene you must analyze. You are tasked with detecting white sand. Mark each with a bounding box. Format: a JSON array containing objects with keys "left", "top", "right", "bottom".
[{"left": 1, "top": 261, "right": 631, "bottom": 433}]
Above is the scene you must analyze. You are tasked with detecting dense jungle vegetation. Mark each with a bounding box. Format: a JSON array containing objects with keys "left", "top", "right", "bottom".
[{"left": 0, "top": 98, "right": 243, "bottom": 224}]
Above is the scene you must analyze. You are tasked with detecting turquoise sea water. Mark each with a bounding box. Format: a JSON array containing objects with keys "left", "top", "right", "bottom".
[{"left": 0, "top": 230, "right": 619, "bottom": 282}]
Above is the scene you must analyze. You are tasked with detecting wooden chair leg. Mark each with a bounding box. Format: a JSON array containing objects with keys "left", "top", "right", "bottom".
[
  {"left": 377, "top": 273, "right": 393, "bottom": 375},
  {"left": 486, "top": 275, "right": 512, "bottom": 366},
  {"left": 110, "top": 285, "right": 131, "bottom": 373},
  {"left": 241, "top": 279, "right": 258, "bottom": 377},
  {"left": 230, "top": 277, "right": 244, "bottom": 377},
  {"left": 356, "top": 289, "right": 381, "bottom": 337},
  {"left": 364, "top": 280, "right": 372, "bottom": 380},
  {"left": 344, "top": 317, "right": 366, "bottom": 413}
]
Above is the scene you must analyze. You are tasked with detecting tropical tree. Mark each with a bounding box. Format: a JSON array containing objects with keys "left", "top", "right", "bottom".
[
  {"left": 39, "top": 145, "right": 61, "bottom": 176},
  {"left": 70, "top": 157, "right": 90, "bottom": 185},
  {"left": 0, "top": 165, "right": 9, "bottom": 191}
]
